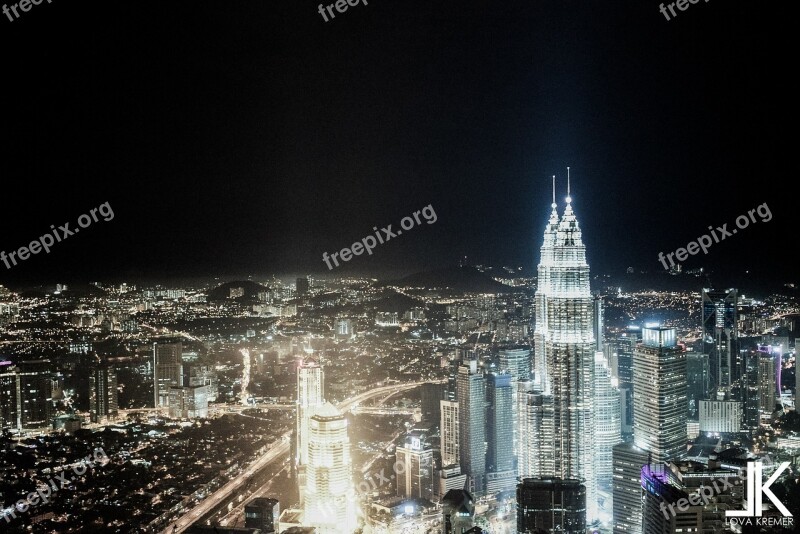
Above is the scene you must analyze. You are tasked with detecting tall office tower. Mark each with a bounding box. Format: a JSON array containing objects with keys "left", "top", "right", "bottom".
[
  {"left": 304, "top": 402, "right": 355, "bottom": 533},
  {"left": 396, "top": 431, "right": 434, "bottom": 501},
  {"left": 593, "top": 295, "right": 604, "bottom": 352},
  {"left": 457, "top": 360, "right": 486, "bottom": 493},
  {"left": 296, "top": 277, "right": 310, "bottom": 296},
  {"left": 296, "top": 360, "right": 325, "bottom": 467},
  {"left": 0, "top": 367, "right": 17, "bottom": 431},
  {"left": 486, "top": 372, "right": 516, "bottom": 493},
  {"left": 153, "top": 341, "right": 183, "bottom": 408},
  {"left": 685, "top": 353, "right": 709, "bottom": 418},
  {"left": 606, "top": 328, "right": 639, "bottom": 437},
  {"left": 632, "top": 326, "right": 687, "bottom": 464},
  {"left": 758, "top": 351, "right": 777, "bottom": 421},
  {"left": 640, "top": 457, "right": 742, "bottom": 534},
  {"left": 441, "top": 489, "right": 476, "bottom": 534},
  {"left": 517, "top": 380, "right": 554, "bottom": 478},
  {"left": 89, "top": 358, "right": 118, "bottom": 424},
  {"left": 245, "top": 497, "right": 280, "bottom": 533},
  {"left": 15, "top": 360, "right": 54, "bottom": 430},
  {"left": 499, "top": 347, "right": 530, "bottom": 458},
  {"left": 440, "top": 399, "right": 460, "bottom": 467},
  {"left": 612, "top": 442, "right": 650, "bottom": 534},
  {"left": 188, "top": 365, "right": 218, "bottom": 401},
  {"left": 532, "top": 186, "right": 597, "bottom": 518},
  {"left": 702, "top": 288, "right": 739, "bottom": 398},
  {"left": 420, "top": 382, "right": 445, "bottom": 424},
  {"left": 594, "top": 352, "right": 621, "bottom": 496},
  {"left": 517, "top": 477, "right": 586, "bottom": 534},
  {"left": 168, "top": 385, "right": 208, "bottom": 419},
  {"left": 743, "top": 350, "right": 762, "bottom": 430}
]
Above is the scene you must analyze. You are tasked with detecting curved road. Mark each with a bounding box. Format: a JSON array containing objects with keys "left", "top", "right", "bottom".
[{"left": 162, "top": 380, "right": 439, "bottom": 534}]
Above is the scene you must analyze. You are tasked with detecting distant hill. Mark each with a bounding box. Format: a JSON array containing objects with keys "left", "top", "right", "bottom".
[
  {"left": 206, "top": 281, "right": 267, "bottom": 302},
  {"left": 376, "top": 267, "right": 518, "bottom": 294}
]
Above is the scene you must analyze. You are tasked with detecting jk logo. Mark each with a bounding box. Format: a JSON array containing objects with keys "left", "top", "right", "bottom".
[{"left": 726, "top": 462, "right": 792, "bottom": 517}]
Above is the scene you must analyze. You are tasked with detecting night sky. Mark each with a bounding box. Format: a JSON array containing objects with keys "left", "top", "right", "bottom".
[{"left": 0, "top": 1, "right": 792, "bottom": 286}]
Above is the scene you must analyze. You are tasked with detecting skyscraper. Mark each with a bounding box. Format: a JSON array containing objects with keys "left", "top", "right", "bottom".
[
  {"left": 154, "top": 341, "right": 183, "bottom": 408},
  {"left": 440, "top": 399, "right": 460, "bottom": 467},
  {"left": 90, "top": 358, "right": 118, "bottom": 424},
  {"left": 605, "top": 328, "right": 639, "bottom": 437},
  {"left": 758, "top": 350, "right": 777, "bottom": 422},
  {"left": 304, "top": 402, "right": 355, "bottom": 533},
  {"left": 702, "top": 288, "right": 738, "bottom": 397},
  {"left": 499, "top": 347, "right": 531, "bottom": 459},
  {"left": 517, "top": 379, "right": 554, "bottom": 478},
  {"left": 632, "top": 327, "right": 687, "bottom": 464},
  {"left": 517, "top": 477, "right": 586, "bottom": 534},
  {"left": 533, "top": 181, "right": 597, "bottom": 518},
  {"left": 594, "top": 352, "right": 621, "bottom": 497},
  {"left": 612, "top": 442, "right": 650, "bottom": 534},
  {"left": 457, "top": 360, "right": 486, "bottom": 493},
  {"left": 245, "top": 497, "right": 280, "bottom": 533},
  {"left": 296, "top": 360, "right": 325, "bottom": 467},
  {"left": 486, "top": 372, "right": 515, "bottom": 493},
  {"left": 686, "top": 352, "right": 709, "bottom": 418},
  {"left": 395, "top": 430, "right": 434, "bottom": 501}
]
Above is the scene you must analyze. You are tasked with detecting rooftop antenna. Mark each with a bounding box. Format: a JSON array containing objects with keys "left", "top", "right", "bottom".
[
  {"left": 566, "top": 166, "right": 571, "bottom": 203},
  {"left": 552, "top": 175, "right": 556, "bottom": 208}
]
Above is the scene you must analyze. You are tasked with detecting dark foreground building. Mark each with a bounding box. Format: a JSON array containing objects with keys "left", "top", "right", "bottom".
[{"left": 517, "top": 477, "right": 586, "bottom": 534}]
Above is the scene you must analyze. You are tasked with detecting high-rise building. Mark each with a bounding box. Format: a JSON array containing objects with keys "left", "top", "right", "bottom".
[
  {"left": 499, "top": 347, "right": 531, "bottom": 459},
  {"left": 640, "top": 457, "right": 742, "bottom": 534},
  {"left": 304, "top": 402, "right": 355, "bottom": 533},
  {"left": 517, "top": 477, "right": 586, "bottom": 534},
  {"left": 594, "top": 352, "right": 621, "bottom": 496},
  {"left": 296, "top": 277, "right": 310, "bottom": 296},
  {"left": 168, "top": 385, "right": 208, "bottom": 419},
  {"left": 486, "top": 372, "right": 515, "bottom": 493},
  {"left": 0, "top": 366, "right": 18, "bottom": 431},
  {"left": 457, "top": 360, "right": 486, "bottom": 493},
  {"left": 702, "top": 288, "right": 738, "bottom": 397},
  {"left": 743, "top": 349, "right": 762, "bottom": 430},
  {"left": 13, "top": 360, "right": 54, "bottom": 430},
  {"left": 154, "top": 341, "right": 183, "bottom": 408},
  {"left": 245, "top": 497, "right": 280, "bottom": 533},
  {"left": 758, "top": 351, "right": 777, "bottom": 422},
  {"left": 632, "top": 326, "right": 687, "bottom": 464},
  {"left": 396, "top": 430, "right": 434, "bottom": 501},
  {"left": 612, "top": 442, "right": 650, "bottom": 534},
  {"left": 440, "top": 399, "right": 460, "bottom": 467},
  {"left": 605, "top": 328, "right": 639, "bottom": 437},
  {"left": 90, "top": 358, "right": 118, "bottom": 424},
  {"left": 686, "top": 353, "right": 709, "bottom": 418},
  {"left": 532, "top": 185, "right": 597, "bottom": 518},
  {"left": 517, "top": 380, "right": 554, "bottom": 478},
  {"left": 593, "top": 295, "right": 604, "bottom": 352},
  {"left": 296, "top": 360, "right": 325, "bottom": 467}
]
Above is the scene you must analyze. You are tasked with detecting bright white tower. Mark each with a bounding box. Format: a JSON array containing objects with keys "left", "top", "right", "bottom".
[{"left": 533, "top": 170, "right": 598, "bottom": 520}]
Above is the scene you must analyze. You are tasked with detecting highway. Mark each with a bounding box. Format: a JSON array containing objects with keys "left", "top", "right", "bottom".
[{"left": 161, "top": 380, "right": 437, "bottom": 533}]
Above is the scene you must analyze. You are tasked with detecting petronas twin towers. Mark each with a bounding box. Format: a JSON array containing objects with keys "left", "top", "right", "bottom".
[{"left": 527, "top": 175, "right": 598, "bottom": 520}]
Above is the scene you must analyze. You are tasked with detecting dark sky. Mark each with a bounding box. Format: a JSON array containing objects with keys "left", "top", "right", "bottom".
[{"left": 0, "top": 1, "right": 792, "bottom": 286}]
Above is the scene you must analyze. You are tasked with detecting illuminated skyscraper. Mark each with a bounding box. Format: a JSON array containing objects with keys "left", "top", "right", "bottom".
[
  {"left": 395, "top": 430, "right": 434, "bottom": 501},
  {"left": 296, "top": 359, "right": 326, "bottom": 504},
  {"left": 702, "top": 288, "right": 738, "bottom": 397},
  {"left": 612, "top": 442, "right": 650, "bottom": 534},
  {"left": 499, "top": 347, "right": 531, "bottom": 459},
  {"left": 593, "top": 352, "right": 621, "bottom": 497},
  {"left": 154, "top": 341, "right": 183, "bottom": 408},
  {"left": 90, "top": 358, "right": 118, "bottom": 424},
  {"left": 517, "top": 379, "right": 554, "bottom": 478},
  {"left": 440, "top": 399, "right": 460, "bottom": 467},
  {"left": 304, "top": 402, "right": 355, "bottom": 533},
  {"left": 632, "top": 327, "right": 687, "bottom": 464},
  {"left": 486, "top": 372, "right": 516, "bottom": 493},
  {"left": 533, "top": 177, "right": 597, "bottom": 518},
  {"left": 457, "top": 360, "right": 486, "bottom": 493}
]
